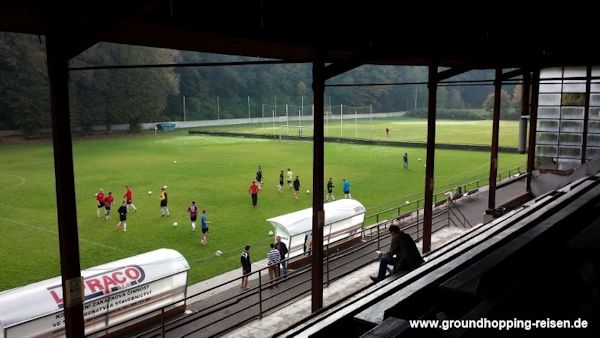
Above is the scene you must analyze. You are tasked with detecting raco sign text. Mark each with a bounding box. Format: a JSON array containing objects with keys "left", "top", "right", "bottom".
[
  {"left": 47, "top": 265, "right": 146, "bottom": 308},
  {"left": 0, "top": 248, "right": 189, "bottom": 338}
]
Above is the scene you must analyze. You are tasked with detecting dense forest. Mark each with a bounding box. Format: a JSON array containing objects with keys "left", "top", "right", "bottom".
[{"left": 0, "top": 32, "right": 522, "bottom": 134}]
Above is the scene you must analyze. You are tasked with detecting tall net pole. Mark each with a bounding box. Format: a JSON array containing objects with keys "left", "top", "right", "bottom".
[
  {"left": 340, "top": 104, "right": 343, "bottom": 137},
  {"left": 370, "top": 105, "right": 373, "bottom": 140},
  {"left": 355, "top": 110, "right": 358, "bottom": 139},
  {"left": 324, "top": 106, "right": 327, "bottom": 137},
  {"left": 247, "top": 96, "right": 251, "bottom": 120},
  {"left": 301, "top": 95, "right": 304, "bottom": 126}
]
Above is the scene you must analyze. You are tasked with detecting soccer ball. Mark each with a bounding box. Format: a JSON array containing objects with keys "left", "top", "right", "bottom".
[
  {"left": 405, "top": 200, "right": 410, "bottom": 204},
  {"left": 173, "top": 160, "right": 177, "bottom": 164},
  {"left": 172, "top": 222, "right": 178, "bottom": 227},
  {"left": 148, "top": 191, "right": 152, "bottom": 195},
  {"left": 215, "top": 250, "right": 223, "bottom": 256},
  {"left": 268, "top": 230, "right": 274, "bottom": 236},
  {"left": 418, "top": 158, "right": 421, "bottom": 161},
  {"left": 306, "top": 190, "right": 310, "bottom": 194}
]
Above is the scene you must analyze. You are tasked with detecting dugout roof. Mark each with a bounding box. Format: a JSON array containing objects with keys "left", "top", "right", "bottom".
[
  {"left": 1, "top": 1, "right": 600, "bottom": 68},
  {"left": 266, "top": 199, "right": 366, "bottom": 237}
]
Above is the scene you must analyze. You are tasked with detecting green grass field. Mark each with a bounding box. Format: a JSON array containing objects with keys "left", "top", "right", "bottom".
[
  {"left": 0, "top": 124, "right": 525, "bottom": 291},
  {"left": 195, "top": 117, "right": 521, "bottom": 147}
]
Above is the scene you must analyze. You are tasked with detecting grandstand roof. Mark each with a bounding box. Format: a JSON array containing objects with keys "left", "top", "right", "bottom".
[{"left": 2, "top": 1, "right": 599, "bottom": 68}]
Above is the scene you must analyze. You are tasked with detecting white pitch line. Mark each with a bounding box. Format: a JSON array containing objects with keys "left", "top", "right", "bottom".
[
  {"left": 0, "top": 216, "right": 125, "bottom": 252},
  {"left": 1, "top": 173, "right": 26, "bottom": 190}
]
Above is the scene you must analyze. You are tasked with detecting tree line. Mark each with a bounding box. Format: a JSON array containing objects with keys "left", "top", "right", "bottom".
[{"left": 0, "top": 32, "right": 520, "bottom": 135}]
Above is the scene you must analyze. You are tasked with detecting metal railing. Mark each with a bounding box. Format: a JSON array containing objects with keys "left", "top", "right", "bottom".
[
  {"left": 75, "top": 204, "right": 456, "bottom": 337},
  {"left": 79, "top": 168, "right": 530, "bottom": 337},
  {"left": 365, "top": 165, "right": 526, "bottom": 225}
]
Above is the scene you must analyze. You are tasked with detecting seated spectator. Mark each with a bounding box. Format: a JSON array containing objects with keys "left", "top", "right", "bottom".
[
  {"left": 370, "top": 225, "right": 423, "bottom": 283},
  {"left": 444, "top": 190, "right": 455, "bottom": 204}
]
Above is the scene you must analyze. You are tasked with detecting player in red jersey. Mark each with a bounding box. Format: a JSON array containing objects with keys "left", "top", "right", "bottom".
[
  {"left": 103, "top": 192, "right": 114, "bottom": 221},
  {"left": 95, "top": 189, "right": 105, "bottom": 217},
  {"left": 123, "top": 185, "right": 137, "bottom": 212},
  {"left": 248, "top": 181, "right": 260, "bottom": 208}
]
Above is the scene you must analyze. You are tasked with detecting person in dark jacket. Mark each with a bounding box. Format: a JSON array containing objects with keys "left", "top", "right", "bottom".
[
  {"left": 275, "top": 236, "right": 289, "bottom": 277},
  {"left": 240, "top": 245, "right": 251, "bottom": 289},
  {"left": 116, "top": 201, "right": 128, "bottom": 232},
  {"left": 370, "top": 224, "right": 423, "bottom": 283},
  {"left": 326, "top": 177, "right": 335, "bottom": 201},
  {"left": 256, "top": 165, "right": 263, "bottom": 188},
  {"left": 292, "top": 176, "right": 301, "bottom": 200}
]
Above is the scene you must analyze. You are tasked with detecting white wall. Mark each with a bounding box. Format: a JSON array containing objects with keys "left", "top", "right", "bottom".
[{"left": 0, "top": 111, "right": 408, "bottom": 136}]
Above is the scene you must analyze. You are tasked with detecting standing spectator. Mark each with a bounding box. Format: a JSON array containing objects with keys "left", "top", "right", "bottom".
[
  {"left": 286, "top": 168, "right": 294, "bottom": 189},
  {"left": 240, "top": 245, "right": 251, "bottom": 289},
  {"left": 256, "top": 165, "right": 263, "bottom": 189},
  {"left": 188, "top": 201, "right": 199, "bottom": 230},
  {"left": 278, "top": 170, "right": 284, "bottom": 192},
  {"left": 200, "top": 210, "right": 211, "bottom": 245},
  {"left": 95, "top": 189, "right": 105, "bottom": 217},
  {"left": 123, "top": 185, "right": 137, "bottom": 212},
  {"left": 403, "top": 152, "right": 409, "bottom": 169},
  {"left": 160, "top": 186, "right": 170, "bottom": 217},
  {"left": 116, "top": 201, "right": 128, "bottom": 232},
  {"left": 342, "top": 178, "right": 352, "bottom": 199},
  {"left": 248, "top": 181, "right": 260, "bottom": 208},
  {"left": 292, "top": 176, "right": 301, "bottom": 200},
  {"left": 267, "top": 243, "right": 281, "bottom": 282},
  {"left": 275, "top": 236, "right": 289, "bottom": 277},
  {"left": 326, "top": 177, "right": 335, "bottom": 202},
  {"left": 304, "top": 233, "right": 313, "bottom": 255},
  {"left": 104, "top": 192, "right": 114, "bottom": 221}
]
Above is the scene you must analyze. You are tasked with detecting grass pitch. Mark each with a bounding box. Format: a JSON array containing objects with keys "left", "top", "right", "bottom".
[
  {"left": 194, "top": 117, "right": 521, "bottom": 148},
  {"left": 0, "top": 126, "right": 525, "bottom": 290}
]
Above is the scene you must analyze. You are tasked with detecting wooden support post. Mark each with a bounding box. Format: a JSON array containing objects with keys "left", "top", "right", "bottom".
[
  {"left": 311, "top": 47, "right": 325, "bottom": 312},
  {"left": 422, "top": 64, "right": 438, "bottom": 254},
  {"left": 46, "top": 33, "right": 85, "bottom": 337},
  {"left": 526, "top": 69, "right": 540, "bottom": 192},
  {"left": 488, "top": 68, "right": 502, "bottom": 210}
]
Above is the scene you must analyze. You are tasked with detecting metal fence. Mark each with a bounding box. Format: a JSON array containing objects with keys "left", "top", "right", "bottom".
[
  {"left": 75, "top": 167, "right": 526, "bottom": 337},
  {"left": 365, "top": 165, "right": 526, "bottom": 225},
  {"left": 76, "top": 202, "right": 463, "bottom": 337}
]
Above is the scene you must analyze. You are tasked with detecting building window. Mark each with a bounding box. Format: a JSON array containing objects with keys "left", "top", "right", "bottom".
[{"left": 536, "top": 67, "right": 588, "bottom": 170}]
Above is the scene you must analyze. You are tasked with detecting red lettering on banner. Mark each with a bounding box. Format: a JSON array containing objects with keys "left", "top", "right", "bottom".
[
  {"left": 85, "top": 278, "right": 103, "bottom": 294},
  {"left": 46, "top": 265, "right": 145, "bottom": 311},
  {"left": 102, "top": 275, "right": 118, "bottom": 293},
  {"left": 112, "top": 271, "right": 125, "bottom": 284},
  {"left": 125, "top": 267, "right": 141, "bottom": 280},
  {"left": 49, "top": 290, "right": 63, "bottom": 305}
]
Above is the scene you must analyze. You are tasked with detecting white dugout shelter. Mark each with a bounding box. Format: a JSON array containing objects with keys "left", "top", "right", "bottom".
[
  {"left": 0, "top": 248, "right": 189, "bottom": 338},
  {"left": 266, "top": 199, "right": 366, "bottom": 259}
]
